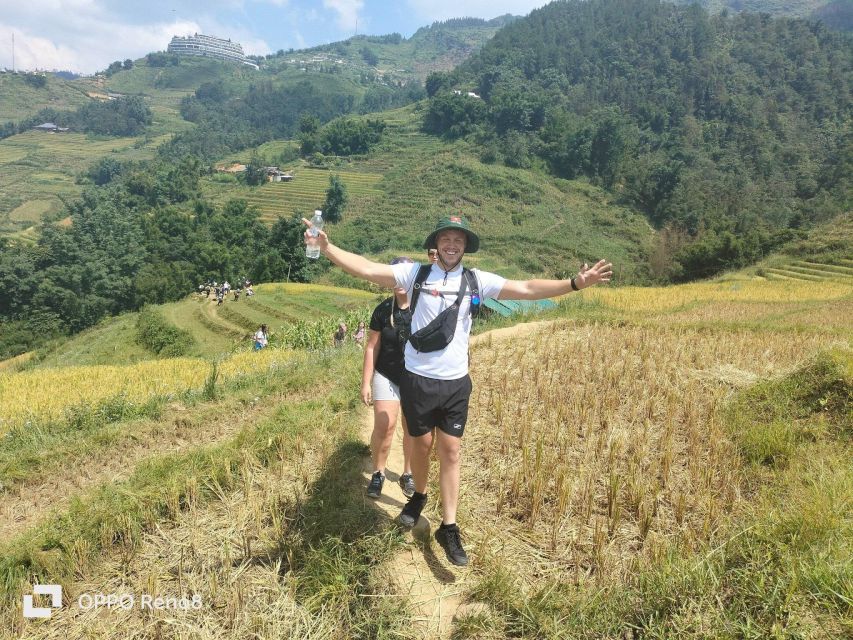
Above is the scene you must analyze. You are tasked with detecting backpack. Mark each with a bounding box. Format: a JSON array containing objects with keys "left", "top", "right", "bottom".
[{"left": 407, "top": 265, "right": 481, "bottom": 352}]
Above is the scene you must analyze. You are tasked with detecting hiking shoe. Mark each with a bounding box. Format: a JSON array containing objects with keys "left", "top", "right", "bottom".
[
  {"left": 435, "top": 524, "right": 469, "bottom": 567},
  {"left": 366, "top": 471, "right": 385, "bottom": 499},
  {"left": 398, "top": 473, "right": 415, "bottom": 498},
  {"left": 398, "top": 492, "right": 427, "bottom": 528}
]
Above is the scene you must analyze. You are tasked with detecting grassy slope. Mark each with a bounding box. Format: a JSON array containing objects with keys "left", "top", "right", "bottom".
[
  {"left": 32, "top": 283, "right": 379, "bottom": 368},
  {"left": 206, "top": 104, "right": 655, "bottom": 283},
  {"left": 0, "top": 74, "right": 92, "bottom": 125}
]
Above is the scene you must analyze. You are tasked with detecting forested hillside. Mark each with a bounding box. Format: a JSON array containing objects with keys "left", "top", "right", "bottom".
[
  {"left": 673, "top": 0, "right": 853, "bottom": 31},
  {"left": 424, "top": 0, "right": 851, "bottom": 279}
]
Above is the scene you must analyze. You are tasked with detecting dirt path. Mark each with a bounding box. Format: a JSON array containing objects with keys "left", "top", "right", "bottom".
[
  {"left": 471, "top": 319, "right": 552, "bottom": 346},
  {"left": 359, "top": 319, "right": 553, "bottom": 638},
  {"left": 201, "top": 298, "right": 248, "bottom": 337},
  {"left": 359, "top": 408, "right": 468, "bottom": 638}
]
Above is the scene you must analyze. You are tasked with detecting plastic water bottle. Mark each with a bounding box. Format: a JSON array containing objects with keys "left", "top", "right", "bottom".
[{"left": 306, "top": 209, "right": 324, "bottom": 259}]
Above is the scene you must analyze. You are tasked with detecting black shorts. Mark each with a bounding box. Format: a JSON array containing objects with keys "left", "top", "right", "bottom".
[{"left": 400, "top": 372, "right": 473, "bottom": 438}]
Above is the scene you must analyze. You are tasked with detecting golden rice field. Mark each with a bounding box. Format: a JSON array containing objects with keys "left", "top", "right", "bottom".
[
  {"left": 3, "top": 277, "right": 849, "bottom": 434},
  {"left": 0, "top": 347, "right": 299, "bottom": 432},
  {"left": 468, "top": 321, "right": 844, "bottom": 569},
  {"left": 579, "top": 278, "right": 852, "bottom": 314}
]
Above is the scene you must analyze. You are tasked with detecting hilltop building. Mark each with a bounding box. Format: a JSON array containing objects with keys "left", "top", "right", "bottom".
[{"left": 167, "top": 34, "right": 259, "bottom": 69}]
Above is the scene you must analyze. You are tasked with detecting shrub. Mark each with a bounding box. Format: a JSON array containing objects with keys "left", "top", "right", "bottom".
[{"left": 134, "top": 307, "right": 195, "bottom": 357}]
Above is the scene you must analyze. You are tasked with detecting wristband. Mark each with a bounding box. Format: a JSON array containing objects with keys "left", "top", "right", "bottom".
[{"left": 570, "top": 277, "right": 579, "bottom": 291}]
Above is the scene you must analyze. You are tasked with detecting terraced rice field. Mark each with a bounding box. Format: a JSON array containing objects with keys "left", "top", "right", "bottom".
[
  {"left": 762, "top": 259, "right": 853, "bottom": 283},
  {"left": 0, "top": 130, "right": 164, "bottom": 232},
  {"left": 201, "top": 168, "right": 384, "bottom": 223}
]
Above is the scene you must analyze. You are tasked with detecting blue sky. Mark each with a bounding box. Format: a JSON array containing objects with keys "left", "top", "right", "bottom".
[{"left": 0, "top": 0, "right": 550, "bottom": 74}]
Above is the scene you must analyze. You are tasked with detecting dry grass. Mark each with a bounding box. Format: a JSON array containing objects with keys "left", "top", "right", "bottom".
[
  {"left": 580, "top": 279, "right": 851, "bottom": 315},
  {"left": 0, "top": 348, "right": 300, "bottom": 432},
  {"left": 461, "top": 322, "right": 845, "bottom": 587},
  {"left": 23, "top": 455, "right": 339, "bottom": 639}
]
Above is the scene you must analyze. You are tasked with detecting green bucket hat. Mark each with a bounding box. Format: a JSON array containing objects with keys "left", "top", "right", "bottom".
[{"left": 423, "top": 215, "right": 480, "bottom": 254}]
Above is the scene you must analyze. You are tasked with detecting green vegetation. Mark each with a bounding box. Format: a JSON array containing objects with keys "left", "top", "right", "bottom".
[
  {"left": 425, "top": 0, "right": 852, "bottom": 279},
  {"left": 0, "top": 73, "right": 91, "bottom": 125},
  {"left": 202, "top": 167, "right": 383, "bottom": 224},
  {"left": 134, "top": 306, "right": 196, "bottom": 356},
  {"left": 30, "top": 283, "right": 377, "bottom": 367},
  {"left": 673, "top": 0, "right": 852, "bottom": 30},
  {"left": 264, "top": 15, "right": 516, "bottom": 83},
  {"left": 0, "top": 96, "right": 152, "bottom": 140},
  {"left": 0, "top": 131, "right": 162, "bottom": 235},
  {"left": 0, "top": 18, "right": 501, "bottom": 237}
]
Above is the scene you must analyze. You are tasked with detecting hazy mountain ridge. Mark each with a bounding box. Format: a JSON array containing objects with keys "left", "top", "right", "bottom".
[{"left": 673, "top": 0, "right": 852, "bottom": 30}]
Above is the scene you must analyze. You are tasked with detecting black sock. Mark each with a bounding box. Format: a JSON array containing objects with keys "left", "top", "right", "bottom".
[
  {"left": 440, "top": 522, "right": 457, "bottom": 529},
  {"left": 412, "top": 491, "right": 427, "bottom": 501}
]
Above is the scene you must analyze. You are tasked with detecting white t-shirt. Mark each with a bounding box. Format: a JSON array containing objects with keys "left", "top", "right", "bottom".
[{"left": 391, "top": 262, "right": 506, "bottom": 380}]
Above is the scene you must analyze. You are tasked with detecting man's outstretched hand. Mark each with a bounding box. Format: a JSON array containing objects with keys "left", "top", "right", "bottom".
[
  {"left": 575, "top": 259, "right": 613, "bottom": 289},
  {"left": 301, "top": 217, "right": 329, "bottom": 251}
]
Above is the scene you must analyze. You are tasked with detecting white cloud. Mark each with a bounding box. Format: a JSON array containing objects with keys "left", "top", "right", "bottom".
[
  {"left": 0, "top": 0, "right": 275, "bottom": 74},
  {"left": 405, "top": 0, "right": 548, "bottom": 22},
  {"left": 0, "top": 20, "right": 202, "bottom": 73},
  {"left": 323, "top": 0, "right": 363, "bottom": 31}
]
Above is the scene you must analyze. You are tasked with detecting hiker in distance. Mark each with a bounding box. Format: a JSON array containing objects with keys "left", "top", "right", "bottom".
[
  {"left": 363, "top": 257, "right": 416, "bottom": 501},
  {"left": 302, "top": 215, "right": 613, "bottom": 566}
]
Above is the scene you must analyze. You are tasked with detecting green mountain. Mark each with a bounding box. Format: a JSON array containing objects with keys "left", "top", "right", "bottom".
[
  {"left": 424, "top": 0, "right": 852, "bottom": 279},
  {"left": 0, "top": 18, "right": 514, "bottom": 238},
  {"left": 262, "top": 15, "right": 518, "bottom": 82}
]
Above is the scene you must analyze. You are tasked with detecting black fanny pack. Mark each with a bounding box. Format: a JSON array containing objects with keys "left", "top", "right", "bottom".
[{"left": 407, "top": 266, "right": 479, "bottom": 353}]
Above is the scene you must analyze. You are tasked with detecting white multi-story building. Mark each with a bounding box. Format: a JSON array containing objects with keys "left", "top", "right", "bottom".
[{"left": 167, "top": 34, "right": 259, "bottom": 69}]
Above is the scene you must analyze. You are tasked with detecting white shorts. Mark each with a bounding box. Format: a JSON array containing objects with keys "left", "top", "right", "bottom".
[{"left": 372, "top": 371, "right": 401, "bottom": 402}]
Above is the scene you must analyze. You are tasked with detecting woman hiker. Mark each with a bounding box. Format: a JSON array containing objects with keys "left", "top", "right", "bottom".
[{"left": 362, "top": 257, "right": 416, "bottom": 500}]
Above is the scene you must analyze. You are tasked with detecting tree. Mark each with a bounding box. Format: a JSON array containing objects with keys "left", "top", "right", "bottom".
[
  {"left": 244, "top": 151, "right": 267, "bottom": 186},
  {"left": 23, "top": 73, "right": 47, "bottom": 88},
  {"left": 123, "top": 59, "right": 134, "bottom": 70},
  {"left": 268, "top": 216, "right": 310, "bottom": 282},
  {"left": 360, "top": 47, "right": 379, "bottom": 67},
  {"left": 323, "top": 175, "right": 348, "bottom": 224},
  {"left": 105, "top": 61, "right": 123, "bottom": 76},
  {"left": 425, "top": 71, "right": 454, "bottom": 97},
  {"left": 87, "top": 157, "right": 124, "bottom": 185}
]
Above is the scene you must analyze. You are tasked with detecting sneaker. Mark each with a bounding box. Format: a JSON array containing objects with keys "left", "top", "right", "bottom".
[
  {"left": 398, "top": 473, "right": 415, "bottom": 498},
  {"left": 366, "top": 471, "right": 384, "bottom": 499},
  {"left": 398, "top": 492, "right": 427, "bottom": 528},
  {"left": 435, "top": 524, "right": 469, "bottom": 566}
]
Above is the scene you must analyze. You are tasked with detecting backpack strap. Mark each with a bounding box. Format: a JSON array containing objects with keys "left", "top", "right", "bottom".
[
  {"left": 409, "top": 264, "right": 433, "bottom": 314},
  {"left": 411, "top": 264, "right": 482, "bottom": 317},
  {"left": 463, "top": 268, "right": 481, "bottom": 318}
]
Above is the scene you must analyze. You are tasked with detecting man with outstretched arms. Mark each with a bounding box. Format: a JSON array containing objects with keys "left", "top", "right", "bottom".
[{"left": 303, "top": 215, "right": 612, "bottom": 566}]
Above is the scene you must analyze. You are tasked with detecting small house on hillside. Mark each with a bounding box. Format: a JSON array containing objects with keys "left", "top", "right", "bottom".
[{"left": 268, "top": 169, "right": 293, "bottom": 182}]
